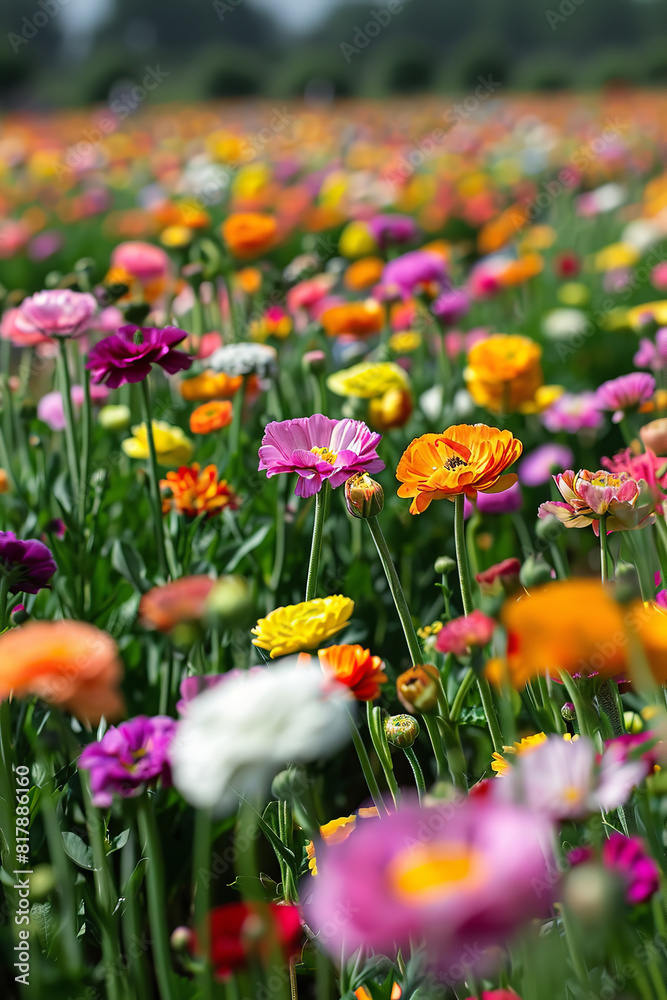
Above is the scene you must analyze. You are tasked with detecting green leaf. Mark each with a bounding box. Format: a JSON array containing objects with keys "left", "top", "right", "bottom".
[
  {"left": 224, "top": 523, "right": 271, "bottom": 572},
  {"left": 107, "top": 828, "right": 130, "bottom": 854},
  {"left": 111, "top": 539, "right": 149, "bottom": 592},
  {"left": 61, "top": 832, "right": 96, "bottom": 871}
]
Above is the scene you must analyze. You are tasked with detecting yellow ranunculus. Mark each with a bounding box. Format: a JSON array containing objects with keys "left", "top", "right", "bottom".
[
  {"left": 389, "top": 331, "right": 422, "bottom": 354},
  {"left": 327, "top": 361, "right": 409, "bottom": 399},
  {"left": 464, "top": 334, "right": 543, "bottom": 413},
  {"left": 338, "top": 221, "right": 377, "bottom": 259},
  {"left": 251, "top": 596, "right": 354, "bottom": 658},
  {"left": 593, "top": 242, "right": 639, "bottom": 272},
  {"left": 122, "top": 421, "right": 194, "bottom": 466}
]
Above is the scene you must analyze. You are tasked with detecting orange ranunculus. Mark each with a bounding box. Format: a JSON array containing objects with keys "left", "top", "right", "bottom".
[
  {"left": 221, "top": 212, "right": 277, "bottom": 258},
  {"left": 344, "top": 256, "right": 385, "bottom": 291},
  {"left": 497, "top": 252, "right": 544, "bottom": 287},
  {"left": 140, "top": 575, "right": 216, "bottom": 633},
  {"left": 318, "top": 644, "right": 387, "bottom": 700},
  {"left": 0, "top": 621, "right": 124, "bottom": 724},
  {"left": 235, "top": 267, "right": 263, "bottom": 295},
  {"left": 180, "top": 371, "right": 243, "bottom": 402},
  {"left": 160, "top": 463, "right": 240, "bottom": 517},
  {"left": 189, "top": 400, "right": 234, "bottom": 434},
  {"left": 465, "top": 334, "right": 543, "bottom": 413},
  {"left": 494, "top": 579, "right": 667, "bottom": 688},
  {"left": 321, "top": 299, "right": 385, "bottom": 338},
  {"left": 477, "top": 204, "right": 527, "bottom": 255},
  {"left": 396, "top": 424, "right": 523, "bottom": 514}
]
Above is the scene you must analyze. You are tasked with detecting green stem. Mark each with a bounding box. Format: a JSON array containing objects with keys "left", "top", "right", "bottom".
[
  {"left": 402, "top": 747, "right": 425, "bottom": 800},
  {"left": 305, "top": 483, "right": 329, "bottom": 602},
  {"left": 366, "top": 515, "right": 422, "bottom": 665},
  {"left": 193, "top": 808, "right": 214, "bottom": 999},
  {"left": 347, "top": 710, "right": 388, "bottom": 814},
  {"left": 0, "top": 572, "right": 10, "bottom": 631},
  {"left": 57, "top": 338, "right": 79, "bottom": 498},
  {"left": 136, "top": 794, "right": 177, "bottom": 1000},
  {"left": 78, "top": 364, "right": 92, "bottom": 527},
  {"left": 599, "top": 515, "right": 612, "bottom": 583},
  {"left": 228, "top": 375, "right": 246, "bottom": 473},
  {"left": 366, "top": 702, "right": 400, "bottom": 807},
  {"left": 140, "top": 379, "right": 170, "bottom": 579},
  {"left": 450, "top": 666, "right": 476, "bottom": 722}
]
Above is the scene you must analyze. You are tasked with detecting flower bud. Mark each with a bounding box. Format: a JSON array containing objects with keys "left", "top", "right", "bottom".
[
  {"left": 302, "top": 350, "right": 327, "bottom": 375},
  {"left": 271, "top": 764, "right": 309, "bottom": 803},
  {"left": 0, "top": 469, "right": 9, "bottom": 495},
  {"left": 613, "top": 561, "right": 642, "bottom": 604},
  {"left": 170, "top": 926, "right": 193, "bottom": 952},
  {"left": 561, "top": 701, "right": 576, "bottom": 722},
  {"left": 11, "top": 604, "right": 29, "bottom": 626},
  {"left": 535, "top": 513, "right": 566, "bottom": 543},
  {"left": 206, "top": 574, "right": 253, "bottom": 628},
  {"left": 344, "top": 473, "right": 384, "bottom": 519},
  {"left": 396, "top": 663, "right": 440, "bottom": 714},
  {"left": 519, "top": 554, "right": 554, "bottom": 588},
  {"left": 384, "top": 714, "right": 420, "bottom": 747},
  {"left": 563, "top": 865, "right": 618, "bottom": 927},
  {"left": 98, "top": 404, "right": 131, "bottom": 431},
  {"left": 434, "top": 555, "right": 456, "bottom": 575}
]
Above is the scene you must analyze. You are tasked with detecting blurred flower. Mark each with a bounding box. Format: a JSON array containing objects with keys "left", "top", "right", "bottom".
[
  {"left": 16, "top": 289, "right": 97, "bottom": 339},
  {"left": 177, "top": 674, "right": 229, "bottom": 715},
  {"left": 306, "top": 808, "right": 379, "bottom": 876},
  {"left": 98, "top": 404, "right": 131, "bottom": 430},
  {"left": 466, "top": 479, "right": 523, "bottom": 516},
  {"left": 602, "top": 447, "right": 667, "bottom": 514},
  {"left": 111, "top": 241, "right": 170, "bottom": 284},
  {"left": 1, "top": 307, "right": 53, "bottom": 349},
  {"left": 491, "top": 732, "right": 549, "bottom": 776},
  {"left": 193, "top": 902, "right": 303, "bottom": 980},
  {"left": 368, "top": 214, "right": 419, "bottom": 246},
  {"left": 538, "top": 469, "right": 655, "bottom": 534},
  {"left": 382, "top": 250, "right": 447, "bottom": 298},
  {"left": 339, "top": 220, "right": 378, "bottom": 258},
  {"left": 396, "top": 663, "right": 441, "bottom": 713},
  {"left": 180, "top": 371, "right": 242, "bottom": 401},
  {"left": 344, "top": 256, "right": 385, "bottom": 291},
  {"left": 595, "top": 373, "right": 656, "bottom": 423},
  {"left": 497, "top": 253, "right": 543, "bottom": 288},
  {"left": 139, "top": 575, "right": 216, "bottom": 633},
  {"left": 258, "top": 414, "right": 384, "bottom": 498},
  {"left": 435, "top": 610, "right": 496, "bottom": 657},
  {"left": 626, "top": 301, "right": 667, "bottom": 330},
  {"left": 368, "top": 388, "right": 413, "bottom": 431},
  {"left": 87, "top": 324, "right": 191, "bottom": 388},
  {"left": 640, "top": 418, "right": 667, "bottom": 453},
  {"left": 0, "top": 531, "right": 56, "bottom": 594},
  {"left": 431, "top": 288, "right": 470, "bottom": 325},
  {"left": 601, "top": 835, "right": 660, "bottom": 904},
  {"left": 208, "top": 342, "right": 277, "bottom": 379},
  {"left": 122, "top": 421, "right": 194, "bottom": 465},
  {"left": 318, "top": 644, "right": 387, "bottom": 700},
  {"left": 541, "top": 307, "right": 589, "bottom": 341},
  {"left": 518, "top": 443, "right": 575, "bottom": 487},
  {"left": 327, "top": 361, "right": 409, "bottom": 399},
  {"left": 651, "top": 262, "right": 667, "bottom": 292},
  {"left": 633, "top": 329, "right": 667, "bottom": 370},
  {"left": 541, "top": 391, "right": 604, "bottom": 434},
  {"left": 475, "top": 557, "right": 521, "bottom": 595},
  {"left": 464, "top": 334, "right": 543, "bottom": 413},
  {"left": 554, "top": 250, "right": 581, "bottom": 279},
  {"left": 305, "top": 799, "right": 554, "bottom": 972},
  {"left": 396, "top": 423, "right": 522, "bottom": 514},
  {"left": 0, "top": 620, "right": 124, "bottom": 723},
  {"left": 251, "top": 596, "right": 354, "bottom": 658},
  {"left": 221, "top": 212, "right": 277, "bottom": 258},
  {"left": 556, "top": 282, "right": 589, "bottom": 306},
  {"left": 170, "top": 659, "right": 352, "bottom": 814},
  {"left": 160, "top": 464, "right": 239, "bottom": 517},
  {"left": 189, "top": 400, "right": 233, "bottom": 434},
  {"left": 321, "top": 299, "right": 385, "bottom": 338},
  {"left": 249, "top": 305, "right": 292, "bottom": 342},
  {"left": 37, "top": 384, "right": 109, "bottom": 431},
  {"left": 389, "top": 330, "right": 421, "bottom": 353},
  {"left": 79, "top": 715, "right": 176, "bottom": 807}
]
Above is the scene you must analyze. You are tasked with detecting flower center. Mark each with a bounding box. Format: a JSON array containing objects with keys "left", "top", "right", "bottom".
[
  {"left": 443, "top": 455, "right": 468, "bottom": 471},
  {"left": 388, "top": 842, "right": 485, "bottom": 903},
  {"left": 311, "top": 446, "right": 338, "bottom": 464}
]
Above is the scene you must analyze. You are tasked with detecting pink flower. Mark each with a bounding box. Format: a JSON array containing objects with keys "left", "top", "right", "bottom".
[
  {"left": 0, "top": 307, "right": 52, "bottom": 349},
  {"left": 595, "top": 373, "right": 655, "bottom": 423},
  {"left": 87, "top": 325, "right": 192, "bottom": 388},
  {"left": 538, "top": 469, "right": 656, "bottom": 534},
  {"left": 496, "top": 735, "right": 647, "bottom": 821},
  {"left": 16, "top": 290, "right": 98, "bottom": 339},
  {"left": 258, "top": 414, "right": 384, "bottom": 498},
  {"left": 110, "top": 241, "right": 170, "bottom": 282},
  {"left": 634, "top": 328, "right": 667, "bottom": 371},
  {"left": 435, "top": 610, "right": 496, "bottom": 656},
  {"left": 602, "top": 834, "right": 660, "bottom": 904},
  {"left": 651, "top": 261, "right": 667, "bottom": 292},
  {"left": 465, "top": 480, "right": 523, "bottom": 517},
  {"left": 519, "top": 444, "right": 575, "bottom": 486},
  {"left": 432, "top": 288, "right": 470, "bottom": 326},
  {"left": 601, "top": 447, "right": 667, "bottom": 514},
  {"left": 78, "top": 715, "right": 177, "bottom": 807},
  {"left": 305, "top": 799, "right": 554, "bottom": 973},
  {"left": 541, "top": 392, "right": 603, "bottom": 435},
  {"left": 381, "top": 250, "right": 447, "bottom": 299}
]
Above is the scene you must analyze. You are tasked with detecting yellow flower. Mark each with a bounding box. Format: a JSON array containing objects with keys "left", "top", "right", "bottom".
[
  {"left": 491, "top": 732, "right": 578, "bottom": 775},
  {"left": 122, "top": 421, "right": 194, "bottom": 466},
  {"left": 557, "top": 282, "right": 590, "bottom": 307},
  {"left": 520, "top": 384, "right": 565, "bottom": 414},
  {"left": 306, "top": 807, "right": 378, "bottom": 875},
  {"left": 338, "top": 221, "right": 377, "bottom": 259},
  {"left": 593, "top": 242, "right": 639, "bottom": 272},
  {"left": 389, "top": 330, "right": 422, "bottom": 354},
  {"left": 160, "top": 225, "right": 194, "bottom": 249},
  {"left": 519, "top": 225, "right": 557, "bottom": 251},
  {"left": 327, "top": 361, "right": 409, "bottom": 399},
  {"left": 626, "top": 301, "right": 667, "bottom": 330},
  {"left": 251, "top": 596, "right": 354, "bottom": 658},
  {"left": 464, "top": 334, "right": 543, "bottom": 413}
]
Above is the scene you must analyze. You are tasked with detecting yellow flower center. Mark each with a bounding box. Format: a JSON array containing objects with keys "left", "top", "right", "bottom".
[
  {"left": 311, "top": 446, "right": 338, "bottom": 464},
  {"left": 388, "top": 842, "right": 485, "bottom": 904}
]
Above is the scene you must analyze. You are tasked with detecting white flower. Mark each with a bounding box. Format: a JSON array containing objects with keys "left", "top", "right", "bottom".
[
  {"left": 541, "top": 308, "right": 589, "bottom": 341},
  {"left": 170, "top": 660, "right": 352, "bottom": 815},
  {"left": 496, "top": 735, "right": 647, "bottom": 821},
  {"left": 209, "top": 342, "right": 278, "bottom": 378}
]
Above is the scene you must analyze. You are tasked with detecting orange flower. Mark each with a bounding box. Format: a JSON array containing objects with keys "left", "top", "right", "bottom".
[
  {"left": 396, "top": 423, "right": 523, "bottom": 514},
  {"left": 494, "top": 579, "right": 667, "bottom": 688},
  {"left": 140, "top": 575, "right": 216, "bottom": 633},
  {"left": 321, "top": 299, "right": 385, "bottom": 338},
  {"left": 306, "top": 807, "right": 379, "bottom": 875},
  {"left": 318, "top": 644, "right": 387, "bottom": 700},
  {"left": 368, "top": 387, "right": 413, "bottom": 431},
  {"left": 189, "top": 400, "right": 233, "bottom": 434},
  {"left": 344, "top": 256, "right": 385, "bottom": 291},
  {"left": 497, "top": 252, "right": 543, "bottom": 287},
  {"left": 222, "top": 212, "right": 277, "bottom": 258},
  {"left": 465, "top": 334, "right": 543, "bottom": 413},
  {"left": 0, "top": 621, "right": 124, "bottom": 724},
  {"left": 235, "top": 267, "right": 263, "bottom": 295},
  {"left": 161, "top": 463, "right": 240, "bottom": 517},
  {"left": 180, "top": 371, "right": 243, "bottom": 402},
  {"left": 477, "top": 204, "right": 527, "bottom": 254}
]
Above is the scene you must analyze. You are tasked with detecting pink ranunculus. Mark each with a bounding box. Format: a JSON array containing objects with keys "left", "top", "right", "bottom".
[
  {"left": 86, "top": 324, "right": 192, "bottom": 388},
  {"left": 541, "top": 392, "right": 604, "bottom": 435},
  {"left": 16, "top": 289, "right": 98, "bottom": 339},
  {"left": 432, "top": 288, "right": 470, "bottom": 326},
  {"left": 595, "top": 372, "right": 656, "bottom": 423},
  {"left": 258, "top": 414, "right": 384, "bottom": 498},
  {"left": 78, "top": 715, "right": 177, "bottom": 807},
  {"left": 602, "top": 447, "right": 667, "bottom": 515},
  {"left": 367, "top": 213, "right": 419, "bottom": 247},
  {"left": 0, "top": 307, "right": 53, "bottom": 349},
  {"left": 465, "top": 479, "right": 523, "bottom": 517},
  {"left": 602, "top": 834, "right": 660, "bottom": 904},
  {"left": 435, "top": 609, "right": 496, "bottom": 657},
  {"left": 538, "top": 469, "right": 656, "bottom": 535},
  {"left": 110, "top": 241, "right": 170, "bottom": 282},
  {"left": 306, "top": 798, "right": 555, "bottom": 973}
]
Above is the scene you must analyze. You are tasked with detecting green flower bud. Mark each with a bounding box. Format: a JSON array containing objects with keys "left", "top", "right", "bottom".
[
  {"left": 434, "top": 555, "right": 456, "bottom": 575},
  {"left": 561, "top": 701, "right": 576, "bottom": 722},
  {"left": 613, "top": 562, "right": 642, "bottom": 604},
  {"left": 344, "top": 473, "right": 384, "bottom": 519},
  {"left": 384, "top": 714, "right": 420, "bottom": 748},
  {"left": 519, "top": 554, "right": 554, "bottom": 588},
  {"left": 535, "top": 513, "right": 566, "bottom": 543}
]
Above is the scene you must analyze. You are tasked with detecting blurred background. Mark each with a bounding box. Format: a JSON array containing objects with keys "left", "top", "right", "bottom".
[{"left": 2, "top": 0, "right": 667, "bottom": 109}]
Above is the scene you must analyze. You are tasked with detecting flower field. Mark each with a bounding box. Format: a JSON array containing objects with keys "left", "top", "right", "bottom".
[{"left": 3, "top": 92, "right": 667, "bottom": 999}]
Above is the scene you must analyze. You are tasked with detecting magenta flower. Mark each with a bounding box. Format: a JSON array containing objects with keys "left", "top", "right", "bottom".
[
  {"left": 633, "top": 328, "right": 667, "bottom": 371},
  {"left": 258, "top": 414, "right": 384, "bottom": 498},
  {"left": 519, "top": 443, "right": 575, "bottom": 486},
  {"left": 306, "top": 798, "right": 554, "bottom": 972},
  {"left": 367, "top": 214, "right": 419, "bottom": 247},
  {"left": 16, "top": 289, "right": 98, "bottom": 339},
  {"left": 595, "top": 372, "right": 655, "bottom": 423},
  {"left": 602, "top": 447, "right": 667, "bottom": 515},
  {"left": 570, "top": 835, "right": 660, "bottom": 906},
  {"left": 435, "top": 609, "right": 496, "bottom": 657},
  {"left": 86, "top": 324, "right": 192, "bottom": 388},
  {"left": 538, "top": 469, "right": 656, "bottom": 535},
  {"left": 431, "top": 288, "right": 470, "bottom": 326},
  {"left": 382, "top": 250, "right": 447, "bottom": 299},
  {"left": 78, "top": 715, "right": 177, "bottom": 807},
  {"left": 0, "top": 531, "right": 57, "bottom": 594},
  {"left": 465, "top": 480, "right": 523, "bottom": 518},
  {"left": 541, "top": 392, "right": 603, "bottom": 434}
]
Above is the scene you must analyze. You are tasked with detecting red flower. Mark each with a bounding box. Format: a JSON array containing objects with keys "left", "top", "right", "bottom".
[
  {"left": 435, "top": 609, "right": 496, "bottom": 657},
  {"left": 194, "top": 902, "right": 302, "bottom": 980}
]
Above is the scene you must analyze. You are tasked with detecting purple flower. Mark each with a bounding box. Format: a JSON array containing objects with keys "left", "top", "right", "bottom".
[
  {"left": 86, "top": 325, "right": 192, "bottom": 388},
  {"left": 381, "top": 250, "right": 447, "bottom": 299},
  {"left": 0, "top": 531, "right": 56, "bottom": 594},
  {"left": 258, "top": 414, "right": 384, "bottom": 498},
  {"left": 78, "top": 715, "right": 177, "bottom": 807},
  {"left": 571, "top": 834, "right": 660, "bottom": 905},
  {"left": 37, "top": 384, "right": 110, "bottom": 431},
  {"left": 16, "top": 289, "right": 98, "bottom": 339},
  {"left": 431, "top": 288, "right": 470, "bottom": 326},
  {"left": 519, "top": 443, "right": 575, "bottom": 486},
  {"left": 541, "top": 392, "right": 604, "bottom": 435},
  {"left": 367, "top": 214, "right": 419, "bottom": 247},
  {"left": 464, "top": 480, "right": 523, "bottom": 517},
  {"left": 633, "top": 328, "right": 667, "bottom": 371},
  {"left": 595, "top": 372, "right": 655, "bottom": 423}
]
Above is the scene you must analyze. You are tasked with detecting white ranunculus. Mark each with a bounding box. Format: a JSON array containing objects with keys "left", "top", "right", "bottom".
[
  {"left": 541, "top": 307, "right": 589, "bottom": 341},
  {"left": 170, "top": 660, "right": 353, "bottom": 815}
]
